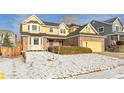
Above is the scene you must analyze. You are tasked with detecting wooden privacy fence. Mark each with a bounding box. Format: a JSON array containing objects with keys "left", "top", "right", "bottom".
[{"left": 0, "top": 44, "right": 22, "bottom": 57}]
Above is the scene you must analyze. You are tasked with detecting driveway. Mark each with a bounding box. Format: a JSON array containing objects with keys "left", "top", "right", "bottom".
[{"left": 97, "top": 52, "right": 124, "bottom": 59}]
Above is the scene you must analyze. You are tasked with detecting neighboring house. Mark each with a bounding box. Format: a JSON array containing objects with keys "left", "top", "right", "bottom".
[
  {"left": 0, "top": 30, "right": 17, "bottom": 47},
  {"left": 20, "top": 15, "right": 104, "bottom": 52},
  {"left": 91, "top": 17, "right": 124, "bottom": 49}
]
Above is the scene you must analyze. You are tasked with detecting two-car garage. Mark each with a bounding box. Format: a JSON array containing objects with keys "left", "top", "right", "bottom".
[
  {"left": 79, "top": 35, "right": 104, "bottom": 52},
  {"left": 82, "top": 41, "right": 103, "bottom": 52}
]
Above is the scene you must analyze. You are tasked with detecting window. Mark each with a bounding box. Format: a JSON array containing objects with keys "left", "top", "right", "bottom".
[
  {"left": 98, "top": 27, "right": 104, "bottom": 33},
  {"left": 60, "top": 29, "right": 66, "bottom": 34},
  {"left": 115, "top": 26, "right": 120, "bottom": 32},
  {"left": 32, "top": 25, "right": 37, "bottom": 30},
  {"left": 28, "top": 25, "right": 30, "bottom": 30},
  {"left": 28, "top": 24, "right": 39, "bottom": 31},
  {"left": 33, "top": 38, "right": 39, "bottom": 45},
  {"left": 49, "top": 27, "right": 53, "bottom": 32},
  {"left": 38, "top": 26, "right": 40, "bottom": 31}
]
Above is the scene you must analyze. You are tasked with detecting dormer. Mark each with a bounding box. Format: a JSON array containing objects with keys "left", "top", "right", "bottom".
[{"left": 58, "top": 22, "right": 69, "bottom": 36}]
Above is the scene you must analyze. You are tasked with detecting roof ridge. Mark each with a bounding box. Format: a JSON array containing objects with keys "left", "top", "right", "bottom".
[
  {"left": 91, "top": 20, "right": 112, "bottom": 25},
  {"left": 104, "top": 17, "right": 118, "bottom": 23}
]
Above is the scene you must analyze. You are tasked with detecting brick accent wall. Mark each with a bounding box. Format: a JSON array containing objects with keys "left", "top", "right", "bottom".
[
  {"left": 22, "top": 36, "right": 29, "bottom": 51},
  {"left": 63, "top": 37, "right": 79, "bottom": 46},
  {"left": 63, "top": 35, "right": 104, "bottom": 52},
  {"left": 42, "top": 37, "right": 48, "bottom": 50}
]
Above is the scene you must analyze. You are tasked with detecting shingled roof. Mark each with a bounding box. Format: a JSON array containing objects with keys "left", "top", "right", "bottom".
[
  {"left": 67, "top": 24, "right": 81, "bottom": 27},
  {"left": 68, "top": 24, "right": 88, "bottom": 36},
  {"left": 104, "top": 17, "right": 118, "bottom": 23},
  {"left": 43, "top": 21, "right": 60, "bottom": 26}
]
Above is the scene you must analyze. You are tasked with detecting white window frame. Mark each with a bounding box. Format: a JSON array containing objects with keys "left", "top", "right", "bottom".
[
  {"left": 98, "top": 27, "right": 104, "bottom": 33},
  {"left": 49, "top": 27, "right": 53, "bottom": 32},
  {"left": 29, "top": 37, "right": 41, "bottom": 46},
  {"left": 29, "top": 23, "right": 40, "bottom": 33},
  {"left": 114, "top": 25, "right": 120, "bottom": 32},
  {"left": 59, "top": 28, "right": 67, "bottom": 35}
]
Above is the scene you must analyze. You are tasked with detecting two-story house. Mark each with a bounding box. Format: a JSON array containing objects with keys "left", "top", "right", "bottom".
[
  {"left": 20, "top": 15, "right": 104, "bottom": 52},
  {"left": 0, "top": 30, "right": 17, "bottom": 47},
  {"left": 91, "top": 17, "right": 124, "bottom": 49}
]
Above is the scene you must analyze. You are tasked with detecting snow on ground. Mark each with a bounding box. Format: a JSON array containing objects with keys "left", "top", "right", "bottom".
[
  {"left": 0, "top": 51, "right": 124, "bottom": 79},
  {"left": 69, "top": 66, "right": 124, "bottom": 79}
]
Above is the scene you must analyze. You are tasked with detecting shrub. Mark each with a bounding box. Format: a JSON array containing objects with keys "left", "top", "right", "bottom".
[
  {"left": 116, "top": 41, "right": 124, "bottom": 45},
  {"left": 2, "top": 33, "right": 12, "bottom": 47},
  {"left": 48, "top": 46, "right": 92, "bottom": 54}
]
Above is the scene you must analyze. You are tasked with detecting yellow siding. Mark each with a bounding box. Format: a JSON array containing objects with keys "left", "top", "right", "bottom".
[
  {"left": 28, "top": 45, "right": 43, "bottom": 50},
  {"left": 22, "top": 24, "right": 28, "bottom": 32},
  {"left": 83, "top": 41, "right": 102, "bottom": 52},
  {"left": 0, "top": 72, "right": 4, "bottom": 79},
  {"left": 59, "top": 23, "right": 68, "bottom": 35},
  {"left": 41, "top": 26, "right": 59, "bottom": 35},
  {"left": 80, "top": 24, "right": 96, "bottom": 34},
  {"left": 21, "top": 18, "right": 69, "bottom": 36}
]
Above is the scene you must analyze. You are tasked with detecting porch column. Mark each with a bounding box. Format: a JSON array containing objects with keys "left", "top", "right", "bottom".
[{"left": 118, "top": 34, "right": 120, "bottom": 41}]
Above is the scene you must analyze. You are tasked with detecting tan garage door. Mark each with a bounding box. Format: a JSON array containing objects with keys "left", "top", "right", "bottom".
[{"left": 83, "top": 41, "right": 103, "bottom": 52}]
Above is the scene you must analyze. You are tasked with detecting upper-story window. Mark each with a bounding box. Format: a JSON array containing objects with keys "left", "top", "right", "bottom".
[
  {"left": 32, "top": 25, "right": 37, "bottom": 30},
  {"left": 98, "top": 27, "right": 104, "bottom": 33},
  {"left": 28, "top": 25, "right": 30, "bottom": 30},
  {"left": 28, "top": 24, "right": 40, "bottom": 32},
  {"left": 114, "top": 25, "right": 120, "bottom": 32},
  {"left": 60, "top": 29, "right": 66, "bottom": 34},
  {"left": 49, "top": 27, "right": 53, "bottom": 32}
]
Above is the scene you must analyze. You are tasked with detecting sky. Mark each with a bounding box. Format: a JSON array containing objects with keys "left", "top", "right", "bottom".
[{"left": 0, "top": 14, "right": 124, "bottom": 37}]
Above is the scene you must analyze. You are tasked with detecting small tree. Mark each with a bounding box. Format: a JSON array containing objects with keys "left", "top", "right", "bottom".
[{"left": 2, "top": 33, "right": 12, "bottom": 47}]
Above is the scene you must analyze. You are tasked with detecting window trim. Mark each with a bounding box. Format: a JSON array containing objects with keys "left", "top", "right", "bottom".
[
  {"left": 49, "top": 27, "right": 53, "bottom": 32},
  {"left": 29, "top": 37, "right": 41, "bottom": 46},
  {"left": 113, "top": 25, "right": 120, "bottom": 32},
  {"left": 33, "top": 37, "right": 39, "bottom": 45},
  {"left": 29, "top": 23, "right": 40, "bottom": 32},
  {"left": 59, "top": 28, "right": 66, "bottom": 34},
  {"left": 98, "top": 27, "right": 104, "bottom": 33}
]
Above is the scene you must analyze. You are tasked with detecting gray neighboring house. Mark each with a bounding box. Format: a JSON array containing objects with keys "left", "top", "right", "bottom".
[
  {"left": 91, "top": 17, "right": 124, "bottom": 49},
  {"left": 0, "top": 30, "right": 17, "bottom": 47}
]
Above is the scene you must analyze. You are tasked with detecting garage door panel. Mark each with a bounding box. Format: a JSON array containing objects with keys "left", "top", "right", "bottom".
[{"left": 83, "top": 41, "right": 102, "bottom": 52}]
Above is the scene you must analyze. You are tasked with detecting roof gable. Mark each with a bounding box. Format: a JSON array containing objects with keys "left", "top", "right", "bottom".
[
  {"left": 113, "top": 17, "right": 123, "bottom": 26},
  {"left": 104, "top": 17, "right": 118, "bottom": 23},
  {"left": 79, "top": 23, "right": 98, "bottom": 34},
  {"left": 59, "top": 22, "right": 69, "bottom": 29},
  {"left": 104, "top": 17, "right": 123, "bottom": 26},
  {"left": 21, "top": 15, "right": 44, "bottom": 24},
  {"left": 68, "top": 23, "right": 98, "bottom": 36}
]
